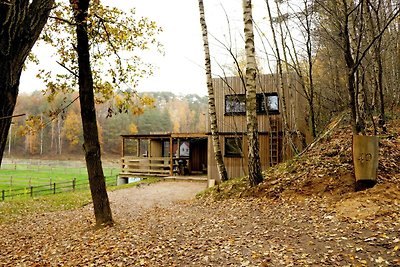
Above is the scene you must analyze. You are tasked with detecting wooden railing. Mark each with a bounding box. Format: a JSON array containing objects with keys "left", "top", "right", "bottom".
[{"left": 120, "top": 157, "right": 171, "bottom": 177}]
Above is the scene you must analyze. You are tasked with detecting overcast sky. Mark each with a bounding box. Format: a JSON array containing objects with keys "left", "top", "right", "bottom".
[{"left": 20, "top": 0, "right": 270, "bottom": 96}]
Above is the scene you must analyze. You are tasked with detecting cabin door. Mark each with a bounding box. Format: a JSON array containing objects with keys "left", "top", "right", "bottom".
[{"left": 189, "top": 139, "right": 207, "bottom": 173}]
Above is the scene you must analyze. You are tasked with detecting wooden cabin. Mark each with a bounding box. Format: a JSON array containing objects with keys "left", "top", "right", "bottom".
[
  {"left": 206, "top": 74, "right": 309, "bottom": 183},
  {"left": 119, "top": 73, "right": 308, "bottom": 184},
  {"left": 119, "top": 133, "right": 208, "bottom": 182}
]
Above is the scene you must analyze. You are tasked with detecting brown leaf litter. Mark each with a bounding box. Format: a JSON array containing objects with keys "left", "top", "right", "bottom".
[{"left": 0, "top": 119, "right": 399, "bottom": 266}]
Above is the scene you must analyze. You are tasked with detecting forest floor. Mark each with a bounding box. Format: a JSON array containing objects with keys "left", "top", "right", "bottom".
[{"left": 0, "top": 118, "right": 399, "bottom": 266}]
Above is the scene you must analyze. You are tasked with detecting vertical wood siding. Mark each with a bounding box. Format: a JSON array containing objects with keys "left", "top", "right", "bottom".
[{"left": 207, "top": 74, "right": 308, "bottom": 182}]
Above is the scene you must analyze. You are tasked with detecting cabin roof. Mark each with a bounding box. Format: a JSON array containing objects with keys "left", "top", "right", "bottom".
[{"left": 121, "top": 132, "right": 208, "bottom": 139}]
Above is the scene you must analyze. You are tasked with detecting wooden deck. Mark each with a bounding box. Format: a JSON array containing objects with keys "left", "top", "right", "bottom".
[{"left": 162, "top": 175, "right": 207, "bottom": 182}]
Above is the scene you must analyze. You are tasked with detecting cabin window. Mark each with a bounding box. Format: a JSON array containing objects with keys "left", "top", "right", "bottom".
[
  {"left": 225, "top": 93, "right": 279, "bottom": 115},
  {"left": 256, "top": 93, "right": 279, "bottom": 114},
  {"left": 224, "top": 137, "right": 243, "bottom": 157},
  {"left": 225, "top": 95, "right": 246, "bottom": 114}
]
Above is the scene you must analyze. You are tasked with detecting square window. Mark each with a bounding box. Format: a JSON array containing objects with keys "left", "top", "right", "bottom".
[
  {"left": 225, "top": 94, "right": 246, "bottom": 114},
  {"left": 256, "top": 93, "right": 279, "bottom": 114},
  {"left": 225, "top": 137, "right": 243, "bottom": 157}
]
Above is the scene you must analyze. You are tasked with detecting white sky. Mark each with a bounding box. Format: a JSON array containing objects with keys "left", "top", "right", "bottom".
[{"left": 20, "top": 0, "right": 272, "bottom": 96}]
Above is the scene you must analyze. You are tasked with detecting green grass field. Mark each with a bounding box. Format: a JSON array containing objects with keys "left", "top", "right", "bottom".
[
  {"left": 0, "top": 162, "right": 119, "bottom": 199},
  {"left": 0, "top": 176, "right": 161, "bottom": 223}
]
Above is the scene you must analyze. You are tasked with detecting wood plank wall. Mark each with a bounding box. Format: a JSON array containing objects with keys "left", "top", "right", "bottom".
[
  {"left": 208, "top": 73, "right": 307, "bottom": 133},
  {"left": 207, "top": 74, "right": 308, "bottom": 182}
]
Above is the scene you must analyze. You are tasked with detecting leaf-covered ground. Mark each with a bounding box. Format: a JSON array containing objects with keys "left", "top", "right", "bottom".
[
  {"left": 1, "top": 120, "right": 399, "bottom": 266},
  {"left": 0, "top": 183, "right": 399, "bottom": 266}
]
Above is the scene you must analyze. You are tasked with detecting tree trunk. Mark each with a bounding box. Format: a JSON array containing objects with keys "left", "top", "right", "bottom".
[
  {"left": 51, "top": 120, "right": 55, "bottom": 152},
  {"left": 198, "top": 0, "right": 228, "bottom": 183},
  {"left": 305, "top": 1, "right": 317, "bottom": 139},
  {"left": 57, "top": 115, "right": 62, "bottom": 154},
  {"left": 8, "top": 122, "right": 12, "bottom": 156},
  {"left": 0, "top": 81, "right": 18, "bottom": 162},
  {"left": 266, "top": 0, "right": 294, "bottom": 156},
  {"left": 0, "top": 0, "right": 54, "bottom": 165},
  {"left": 40, "top": 115, "right": 43, "bottom": 155},
  {"left": 71, "top": 0, "right": 113, "bottom": 227},
  {"left": 369, "top": 9, "right": 387, "bottom": 133},
  {"left": 341, "top": 1, "right": 360, "bottom": 134},
  {"left": 243, "top": 0, "right": 263, "bottom": 186}
]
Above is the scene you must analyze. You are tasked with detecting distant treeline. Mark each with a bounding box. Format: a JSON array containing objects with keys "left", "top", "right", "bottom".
[{"left": 7, "top": 91, "right": 207, "bottom": 158}]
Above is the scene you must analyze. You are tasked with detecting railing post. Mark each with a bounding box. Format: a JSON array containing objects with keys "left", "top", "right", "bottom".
[
  {"left": 2, "top": 190, "right": 4, "bottom": 201},
  {"left": 30, "top": 186, "right": 33, "bottom": 197},
  {"left": 72, "top": 178, "right": 76, "bottom": 191},
  {"left": 53, "top": 183, "right": 56, "bottom": 194}
]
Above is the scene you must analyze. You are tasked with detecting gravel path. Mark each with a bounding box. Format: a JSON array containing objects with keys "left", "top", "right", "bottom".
[{"left": 107, "top": 180, "right": 207, "bottom": 219}]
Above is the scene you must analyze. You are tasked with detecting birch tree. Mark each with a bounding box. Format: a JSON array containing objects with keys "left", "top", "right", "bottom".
[
  {"left": 198, "top": 0, "right": 228, "bottom": 182},
  {"left": 265, "top": 0, "right": 298, "bottom": 155},
  {"left": 243, "top": 0, "right": 263, "bottom": 186}
]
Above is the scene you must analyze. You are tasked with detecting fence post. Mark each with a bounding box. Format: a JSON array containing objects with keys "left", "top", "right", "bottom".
[
  {"left": 30, "top": 186, "right": 33, "bottom": 197},
  {"left": 53, "top": 183, "right": 56, "bottom": 194},
  {"left": 10, "top": 175, "right": 12, "bottom": 187},
  {"left": 2, "top": 190, "right": 4, "bottom": 201},
  {"left": 72, "top": 178, "right": 76, "bottom": 191},
  {"left": 49, "top": 178, "right": 52, "bottom": 189}
]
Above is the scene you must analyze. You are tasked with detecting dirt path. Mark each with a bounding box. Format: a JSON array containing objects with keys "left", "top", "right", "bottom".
[{"left": 107, "top": 181, "right": 207, "bottom": 219}]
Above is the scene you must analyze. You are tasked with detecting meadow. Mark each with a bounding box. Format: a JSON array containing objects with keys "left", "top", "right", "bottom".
[{"left": 0, "top": 159, "right": 119, "bottom": 199}]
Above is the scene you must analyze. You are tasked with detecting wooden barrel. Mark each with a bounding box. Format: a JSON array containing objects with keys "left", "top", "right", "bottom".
[{"left": 352, "top": 135, "right": 379, "bottom": 183}]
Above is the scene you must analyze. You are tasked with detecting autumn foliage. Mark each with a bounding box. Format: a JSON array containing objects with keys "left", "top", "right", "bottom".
[{"left": 8, "top": 91, "right": 207, "bottom": 158}]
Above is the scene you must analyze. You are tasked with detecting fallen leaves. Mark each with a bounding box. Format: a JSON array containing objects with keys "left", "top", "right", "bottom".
[
  {"left": 0, "top": 121, "right": 399, "bottom": 266},
  {"left": 1, "top": 193, "right": 399, "bottom": 266}
]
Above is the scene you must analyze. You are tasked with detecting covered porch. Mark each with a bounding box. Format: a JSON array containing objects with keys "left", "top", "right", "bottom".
[{"left": 119, "top": 133, "right": 208, "bottom": 181}]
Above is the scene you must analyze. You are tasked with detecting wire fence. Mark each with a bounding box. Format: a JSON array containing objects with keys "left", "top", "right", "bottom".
[
  {"left": 0, "top": 176, "right": 117, "bottom": 201},
  {"left": 0, "top": 164, "right": 117, "bottom": 176}
]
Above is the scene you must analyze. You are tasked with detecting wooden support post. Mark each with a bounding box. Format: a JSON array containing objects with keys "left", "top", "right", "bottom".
[
  {"left": 72, "top": 178, "right": 76, "bottom": 191},
  {"left": 2, "top": 190, "right": 4, "bottom": 201},
  {"left": 121, "top": 136, "right": 125, "bottom": 158},
  {"left": 169, "top": 136, "right": 173, "bottom": 176},
  {"left": 30, "top": 186, "right": 33, "bottom": 197},
  {"left": 137, "top": 138, "right": 140, "bottom": 157},
  {"left": 53, "top": 183, "right": 56, "bottom": 194},
  {"left": 148, "top": 139, "right": 151, "bottom": 157},
  {"left": 177, "top": 139, "right": 180, "bottom": 158}
]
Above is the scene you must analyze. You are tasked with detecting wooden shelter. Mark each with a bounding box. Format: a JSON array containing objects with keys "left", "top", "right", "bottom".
[
  {"left": 119, "top": 73, "right": 308, "bottom": 184},
  {"left": 119, "top": 133, "right": 208, "bottom": 180},
  {"left": 206, "top": 74, "right": 309, "bottom": 182}
]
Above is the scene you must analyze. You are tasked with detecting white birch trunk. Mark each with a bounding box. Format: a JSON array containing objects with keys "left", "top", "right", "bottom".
[
  {"left": 198, "top": 0, "right": 228, "bottom": 182},
  {"left": 243, "top": 0, "right": 263, "bottom": 186}
]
